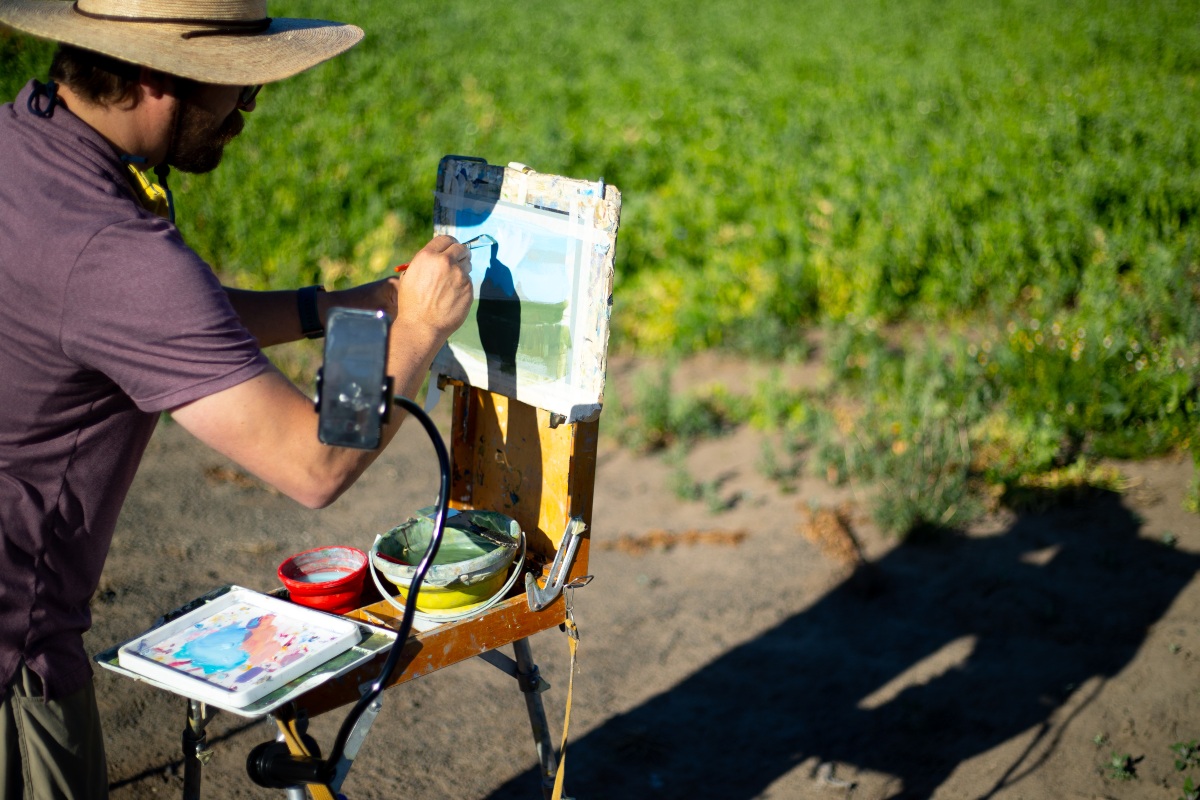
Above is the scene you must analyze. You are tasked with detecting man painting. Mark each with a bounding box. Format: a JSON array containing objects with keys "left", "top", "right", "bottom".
[{"left": 0, "top": 1, "right": 474, "bottom": 795}]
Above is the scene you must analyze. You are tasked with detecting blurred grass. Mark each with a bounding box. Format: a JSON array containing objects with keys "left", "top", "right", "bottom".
[{"left": 3, "top": 0, "right": 1197, "bottom": 527}]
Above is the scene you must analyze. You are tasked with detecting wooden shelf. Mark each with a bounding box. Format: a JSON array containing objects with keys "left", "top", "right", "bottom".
[{"left": 296, "top": 590, "right": 566, "bottom": 719}]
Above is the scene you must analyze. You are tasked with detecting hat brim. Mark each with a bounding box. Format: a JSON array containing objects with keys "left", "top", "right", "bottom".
[{"left": 0, "top": 0, "right": 363, "bottom": 84}]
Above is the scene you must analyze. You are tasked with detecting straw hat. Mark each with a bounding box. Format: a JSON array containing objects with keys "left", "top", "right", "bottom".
[{"left": 0, "top": 0, "right": 364, "bottom": 85}]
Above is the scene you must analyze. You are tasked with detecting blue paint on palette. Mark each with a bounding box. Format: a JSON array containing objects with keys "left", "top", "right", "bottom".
[{"left": 178, "top": 620, "right": 256, "bottom": 674}]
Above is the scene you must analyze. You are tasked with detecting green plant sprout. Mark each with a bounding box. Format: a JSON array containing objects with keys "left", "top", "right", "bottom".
[
  {"left": 1175, "top": 740, "right": 1200, "bottom": 800},
  {"left": 1106, "top": 752, "right": 1137, "bottom": 781},
  {"left": 1173, "top": 740, "right": 1200, "bottom": 771},
  {"left": 665, "top": 448, "right": 739, "bottom": 513},
  {"left": 756, "top": 439, "right": 801, "bottom": 491}
]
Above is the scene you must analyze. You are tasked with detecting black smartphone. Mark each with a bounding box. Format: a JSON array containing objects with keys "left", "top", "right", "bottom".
[{"left": 316, "top": 308, "right": 391, "bottom": 450}]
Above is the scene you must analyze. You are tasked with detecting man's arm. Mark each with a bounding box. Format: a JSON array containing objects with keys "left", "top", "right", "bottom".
[
  {"left": 172, "top": 236, "right": 473, "bottom": 508},
  {"left": 225, "top": 280, "right": 396, "bottom": 347}
]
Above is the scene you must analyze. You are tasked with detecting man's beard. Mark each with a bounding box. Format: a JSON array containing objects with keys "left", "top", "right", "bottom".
[{"left": 168, "top": 100, "right": 245, "bottom": 174}]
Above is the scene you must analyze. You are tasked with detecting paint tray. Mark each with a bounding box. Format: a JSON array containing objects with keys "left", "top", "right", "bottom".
[{"left": 115, "top": 587, "right": 361, "bottom": 709}]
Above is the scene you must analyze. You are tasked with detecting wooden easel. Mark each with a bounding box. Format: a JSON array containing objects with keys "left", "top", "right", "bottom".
[
  {"left": 266, "top": 380, "right": 598, "bottom": 798},
  {"left": 176, "top": 383, "right": 598, "bottom": 798}
]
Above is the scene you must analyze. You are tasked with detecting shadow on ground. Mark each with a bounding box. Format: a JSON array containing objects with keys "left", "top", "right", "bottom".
[{"left": 487, "top": 489, "right": 1199, "bottom": 799}]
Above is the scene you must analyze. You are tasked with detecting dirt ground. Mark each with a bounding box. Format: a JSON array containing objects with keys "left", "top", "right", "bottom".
[{"left": 88, "top": 353, "right": 1200, "bottom": 800}]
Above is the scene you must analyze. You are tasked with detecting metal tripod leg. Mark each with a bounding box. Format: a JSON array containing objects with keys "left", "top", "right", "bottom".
[
  {"left": 181, "top": 700, "right": 215, "bottom": 800},
  {"left": 513, "top": 638, "right": 558, "bottom": 800}
]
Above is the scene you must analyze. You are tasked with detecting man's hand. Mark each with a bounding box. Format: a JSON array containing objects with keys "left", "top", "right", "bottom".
[
  {"left": 381, "top": 234, "right": 474, "bottom": 403},
  {"left": 392, "top": 234, "right": 474, "bottom": 343},
  {"left": 319, "top": 234, "right": 473, "bottom": 354},
  {"left": 224, "top": 235, "right": 473, "bottom": 348}
]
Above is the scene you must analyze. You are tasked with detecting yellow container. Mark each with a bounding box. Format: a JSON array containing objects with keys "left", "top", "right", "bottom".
[{"left": 387, "top": 570, "right": 507, "bottom": 611}]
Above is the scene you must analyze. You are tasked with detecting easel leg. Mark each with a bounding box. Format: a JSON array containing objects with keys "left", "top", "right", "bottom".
[
  {"left": 181, "top": 700, "right": 212, "bottom": 800},
  {"left": 513, "top": 638, "right": 558, "bottom": 800}
]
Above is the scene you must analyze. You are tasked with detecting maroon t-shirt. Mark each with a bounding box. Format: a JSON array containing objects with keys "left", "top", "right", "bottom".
[{"left": 0, "top": 81, "right": 271, "bottom": 701}]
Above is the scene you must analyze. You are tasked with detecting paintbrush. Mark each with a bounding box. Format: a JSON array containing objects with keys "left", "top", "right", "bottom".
[
  {"left": 393, "top": 234, "right": 496, "bottom": 273},
  {"left": 460, "top": 520, "right": 518, "bottom": 549}
]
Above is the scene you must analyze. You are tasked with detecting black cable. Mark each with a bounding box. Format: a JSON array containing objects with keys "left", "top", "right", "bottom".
[
  {"left": 323, "top": 394, "right": 449, "bottom": 768},
  {"left": 247, "top": 394, "right": 449, "bottom": 789}
]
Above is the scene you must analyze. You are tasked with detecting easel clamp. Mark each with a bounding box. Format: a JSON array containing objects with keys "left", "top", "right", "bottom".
[{"left": 526, "top": 517, "right": 590, "bottom": 612}]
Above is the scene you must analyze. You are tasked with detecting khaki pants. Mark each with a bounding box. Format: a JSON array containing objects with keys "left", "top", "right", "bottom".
[{"left": 0, "top": 664, "right": 107, "bottom": 800}]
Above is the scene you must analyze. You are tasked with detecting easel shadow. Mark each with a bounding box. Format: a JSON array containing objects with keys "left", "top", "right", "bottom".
[{"left": 486, "top": 488, "right": 1199, "bottom": 799}]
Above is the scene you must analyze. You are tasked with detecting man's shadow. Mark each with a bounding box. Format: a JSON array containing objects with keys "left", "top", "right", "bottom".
[
  {"left": 476, "top": 243, "right": 520, "bottom": 392},
  {"left": 488, "top": 488, "right": 1199, "bottom": 798}
]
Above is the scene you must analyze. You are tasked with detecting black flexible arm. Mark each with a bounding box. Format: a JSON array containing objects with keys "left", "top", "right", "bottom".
[
  {"left": 247, "top": 395, "right": 449, "bottom": 789},
  {"left": 323, "top": 394, "right": 449, "bottom": 767}
]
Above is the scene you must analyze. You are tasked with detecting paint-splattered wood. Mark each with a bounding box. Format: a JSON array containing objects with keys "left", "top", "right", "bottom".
[
  {"left": 434, "top": 158, "right": 621, "bottom": 240},
  {"left": 295, "top": 592, "right": 566, "bottom": 719},
  {"left": 449, "top": 384, "right": 595, "bottom": 585}
]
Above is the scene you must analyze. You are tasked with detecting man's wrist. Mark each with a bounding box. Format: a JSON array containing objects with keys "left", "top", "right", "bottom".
[{"left": 297, "top": 285, "right": 326, "bottom": 339}]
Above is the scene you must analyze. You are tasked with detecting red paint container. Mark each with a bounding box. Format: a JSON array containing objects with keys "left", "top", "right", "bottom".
[{"left": 277, "top": 546, "right": 367, "bottom": 615}]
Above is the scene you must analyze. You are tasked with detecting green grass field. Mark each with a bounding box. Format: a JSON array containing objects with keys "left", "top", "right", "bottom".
[{"left": 3, "top": 0, "right": 1197, "bottom": 529}]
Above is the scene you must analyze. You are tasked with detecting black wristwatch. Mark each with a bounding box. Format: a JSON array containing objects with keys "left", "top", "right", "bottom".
[{"left": 297, "top": 285, "right": 326, "bottom": 339}]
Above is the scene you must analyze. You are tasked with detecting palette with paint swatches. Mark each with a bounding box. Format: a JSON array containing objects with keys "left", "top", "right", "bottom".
[{"left": 116, "top": 587, "right": 360, "bottom": 708}]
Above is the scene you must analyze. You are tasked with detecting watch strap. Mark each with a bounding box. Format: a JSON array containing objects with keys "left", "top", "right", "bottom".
[{"left": 297, "top": 285, "right": 326, "bottom": 339}]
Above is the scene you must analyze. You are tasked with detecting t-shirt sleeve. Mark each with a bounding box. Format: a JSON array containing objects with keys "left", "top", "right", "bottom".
[{"left": 60, "top": 216, "right": 271, "bottom": 413}]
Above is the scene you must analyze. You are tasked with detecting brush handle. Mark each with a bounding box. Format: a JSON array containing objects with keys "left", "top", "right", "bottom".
[{"left": 393, "top": 235, "right": 493, "bottom": 273}]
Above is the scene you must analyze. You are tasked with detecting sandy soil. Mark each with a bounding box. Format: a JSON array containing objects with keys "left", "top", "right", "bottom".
[{"left": 88, "top": 353, "right": 1200, "bottom": 800}]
